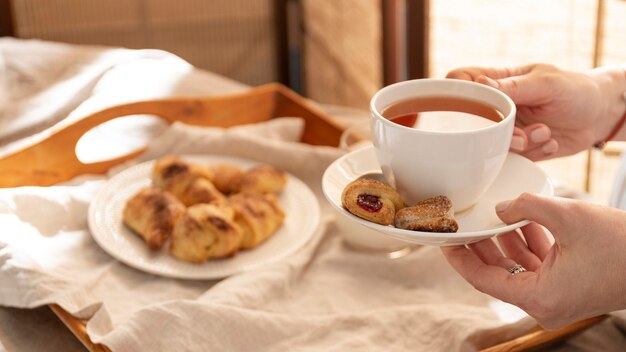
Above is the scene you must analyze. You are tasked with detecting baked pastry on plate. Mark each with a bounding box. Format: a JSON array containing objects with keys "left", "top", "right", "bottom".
[
  {"left": 123, "top": 187, "right": 185, "bottom": 250},
  {"left": 170, "top": 203, "right": 243, "bottom": 263},
  {"left": 209, "top": 163, "right": 245, "bottom": 195},
  {"left": 233, "top": 165, "right": 287, "bottom": 194},
  {"left": 152, "top": 156, "right": 225, "bottom": 206},
  {"left": 229, "top": 192, "right": 285, "bottom": 249}
]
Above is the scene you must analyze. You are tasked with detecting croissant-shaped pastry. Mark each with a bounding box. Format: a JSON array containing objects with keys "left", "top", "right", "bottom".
[
  {"left": 209, "top": 163, "right": 245, "bottom": 194},
  {"left": 394, "top": 195, "right": 458, "bottom": 232},
  {"left": 152, "top": 156, "right": 225, "bottom": 206},
  {"left": 123, "top": 187, "right": 185, "bottom": 250},
  {"left": 181, "top": 177, "right": 227, "bottom": 207},
  {"left": 341, "top": 178, "right": 404, "bottom": 225},
  {"left": 153, "top": 155, "right": 214, "bottom": 186},
  {"left": 169, "top": 204, "right": 243, "bottom": 263},
  {"left": 232, "top": 165, "right": 287, "bottom": 194},
  {"left": 229, "top": 192, "right": 285, "bottom": 249}
]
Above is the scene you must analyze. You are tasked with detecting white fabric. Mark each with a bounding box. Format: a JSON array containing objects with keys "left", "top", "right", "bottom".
[
  {"left": 0, "top": 117, "right": 539, "bottom": 352},
  {"left": 0, "top": 38, "right": 625, "bottom": 352},
  {"left": 0, "top": 37, "right": 247, "bottom": 158}
]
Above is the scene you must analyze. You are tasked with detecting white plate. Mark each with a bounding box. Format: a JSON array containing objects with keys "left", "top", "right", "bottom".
[
  {"left": 89, "top": 155, "right": 320, "bottom": 280},
  {"left": 322, "top": 146, "right": 553, "bottom": 246}
]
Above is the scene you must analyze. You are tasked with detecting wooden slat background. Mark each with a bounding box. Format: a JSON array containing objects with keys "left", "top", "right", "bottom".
[{"left": 11, "top": 0, "right": 278, "bottom": 86}]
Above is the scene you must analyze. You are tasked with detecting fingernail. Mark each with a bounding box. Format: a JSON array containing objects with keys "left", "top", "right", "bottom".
[
  {"left": 541, "top": 139, "right": 558, "bottom": 154},
  {"left": 481, "top": 76, "right": 499, "bottom": 89},
  {"left": 530, "top": 127, "right": 550, "bottom": 143},
  {"left": 496, "top": 200, "right": 512, "bottom": 213},
  {"left": 510, "top": 136, "right": 525, "bottom": 151}
]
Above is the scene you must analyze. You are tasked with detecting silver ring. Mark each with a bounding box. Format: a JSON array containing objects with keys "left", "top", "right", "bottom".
[{"left": 507, "top": 264, "right": 527, "bottom": 275}]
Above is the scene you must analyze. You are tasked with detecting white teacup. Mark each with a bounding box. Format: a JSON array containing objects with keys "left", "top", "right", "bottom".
[{"left": 370, "top": 79, "right": 516, "bottom": 212}]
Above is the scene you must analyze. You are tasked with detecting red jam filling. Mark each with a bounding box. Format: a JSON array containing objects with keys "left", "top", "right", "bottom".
[{"left": 357, "top": 194, "right": 383, "bottom": 212}]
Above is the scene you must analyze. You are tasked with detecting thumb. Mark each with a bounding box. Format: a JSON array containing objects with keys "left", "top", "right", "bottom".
[
  {"left": 495, "top": 193, "right": 567, "bottom": 233},
  {"left": 477, "top": 74, "right": 544, "bottom": 106}
]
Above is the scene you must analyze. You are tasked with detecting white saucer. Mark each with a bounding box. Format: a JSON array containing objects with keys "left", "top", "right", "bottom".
[
  {"left": 322, "top": 146, "right": 553, "bottom": 246},
  {"left": 89, "top": 154, "right": 320, "bottom": 280}
]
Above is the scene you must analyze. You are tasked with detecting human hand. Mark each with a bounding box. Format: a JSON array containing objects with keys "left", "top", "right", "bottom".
[
  {"left": 447, "top": 64, "right": 626, "bottom": 161},
  {"left": 441, "top": 193, "right": 626, "bottom": 329}
]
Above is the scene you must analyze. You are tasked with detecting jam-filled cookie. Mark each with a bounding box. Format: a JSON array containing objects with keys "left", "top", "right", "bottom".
[
  {"left": 394, "top": 195, "right": 458, "bottom": 232},
  {"left": 341, "top": 178, "right": 404, "bottom": 225}
]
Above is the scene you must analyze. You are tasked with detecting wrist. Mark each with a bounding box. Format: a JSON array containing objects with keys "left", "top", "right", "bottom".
[{"left": 588, "top": 65, "right": 626, "bottom": 145}]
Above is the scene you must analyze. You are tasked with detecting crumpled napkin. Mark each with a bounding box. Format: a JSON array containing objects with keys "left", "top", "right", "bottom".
[{"left": 0, "top": 117, "right": 535, "bottom": 352}]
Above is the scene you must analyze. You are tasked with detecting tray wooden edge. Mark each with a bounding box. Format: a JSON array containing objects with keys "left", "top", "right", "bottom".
[
  {"left": 49, "top": 304, "right": 111, "bottom": 352},
  {"left": 0, "top": 82, "right": 345, "bottom": 188},
  {"left": 480, "top": 315, "right": 608, "bottom": 352}
]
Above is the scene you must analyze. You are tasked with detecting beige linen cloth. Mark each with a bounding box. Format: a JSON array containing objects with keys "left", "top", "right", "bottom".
[
  {"left": 2, "top": 38, "right": 626, "bottom": 352},
  {"left": 0, "top": 117, "right": 535, "bottom": 351}
]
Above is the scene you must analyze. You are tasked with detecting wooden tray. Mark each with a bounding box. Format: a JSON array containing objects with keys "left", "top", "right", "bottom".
[{"left": 0, "top": 83, "right": 605, "bottom": 351}]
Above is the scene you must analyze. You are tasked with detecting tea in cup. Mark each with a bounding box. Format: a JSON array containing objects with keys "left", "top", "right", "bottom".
[{"left": 370, "top": 79, "right": 516, "bottom": 212}]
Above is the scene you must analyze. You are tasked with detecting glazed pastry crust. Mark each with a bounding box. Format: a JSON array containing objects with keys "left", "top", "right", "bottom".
[
  {"left": 152, "top": 156, "right": 225, "bottom": 206},
  {"left": 341, "top": 178, "right": 404, "bottom": 226},
  {"left": 153, "top": 155, "right": 214, "bottom": 186},
  {"left": 124, "top": 156, "right": 289, "bottom": 262},
  {"left": 394, "top": 195, "right": 458, "bottom": 233},
  {"left": 123, "top": 187, "right": 185, "bottom": 250},
  {"left": 229, "top": 192, "right": 285, "bottom": 249},
  {"left": 209, "top": 163, "right": 245, "bottom": 194},
  {"left": 233, "top": 165, "right": 287, "bottom": 194},
  {"left": 169, "top": 204, "right": 243, "bottom": 263}
]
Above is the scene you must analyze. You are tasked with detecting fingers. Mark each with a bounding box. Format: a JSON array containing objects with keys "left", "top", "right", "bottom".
[
  {"left": 519, "top": 139, "right": 559, "bottom": 161},
  {"left": 521, "top": 124, "right": 559, "bottom": 159},
  {"left": 446, "top": 69, "right": 478, "bottom": 81},
  {"left": 470, "top": 65, "right": 549, "bottom": 106},
  {"left": 526, "top": 125, "right": 551, "bottom": 144},
  {"left": 441, "top": 245, "right": 536, "bottom": 304},
  {"left": 496, "top": 74, "right": 549, "bottom": 106},
  {"left": 519, "top": 223, "right": 552, "bottom": 260},
  {"left": 467, "top": 238, "right": 519, "bottom": 269},
  {"left": 447, "top": 64, "right": 561, "bottom": 106},
  {"left": 497, "top": 230, "right": 543, "bottom": 271},
  {"left": 510, "top": 126, "right": 558, "bottom": 160},
  {"left": 496, "top": 193, "right": 565, "bottom": 233},
  {"left": 509, "top": 124, "right": 559, "bottom": 160},
  {"left": 510, "top": 127, "right": 528, "bottom": 152},
  {"left": 446, "top": 65, "right": 537, "bottom": 81}
]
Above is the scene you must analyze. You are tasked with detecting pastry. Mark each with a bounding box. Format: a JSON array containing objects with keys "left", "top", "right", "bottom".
[
  {"left": 232, "top": 165, "right": 287, "bottom": 194},
  {"left": 123, "top": 187, "right": 185, "bottom": 250},
  {"left": 169, "top": 203, "right": 243, "bottom": 263},
  {"left": 181, "top": 177, "right": 227, "bottom": 207},
  {"left": 152, "top": 155, "right": 215, "bottom": 186},
  {"left": 394, "top": 195, "right": 458, "bottom": 232},
  {"left": 152, "top": 156, "right": 225, "bottom": 206},
  {"left": 229, "top": 192, "right": 285, "bottom": 249},
  {"left": 209, "top": 163, "right": 245, "bottom": 194},
  {"left": 341, "top": 178, "right": 404, "bottom": 225},
  {"left": 125, "top": 157, "right": 290, "bottom": 261}
]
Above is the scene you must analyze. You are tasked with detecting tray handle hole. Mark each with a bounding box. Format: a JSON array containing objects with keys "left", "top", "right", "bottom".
[{"left": 75, "top": 114, "right": 168, "bottom": 164}]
